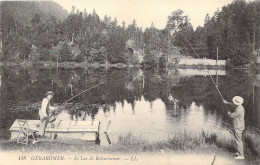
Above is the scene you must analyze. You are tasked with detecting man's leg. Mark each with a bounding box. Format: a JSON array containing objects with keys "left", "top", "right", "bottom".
[
  {"left": 234, "top": 129, "right": 244, "bottom": 156},
  {"left": 39, "top": 117, "right": 49, "bottom": 136},
  {"left": 49, "top": 115, "right": 57, "bottom": 140},
  {"left": 39, "top": 119, "right": 47, "bottom": 136}
]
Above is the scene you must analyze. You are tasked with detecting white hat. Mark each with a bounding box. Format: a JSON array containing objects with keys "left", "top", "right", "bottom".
[
  {"left": 45, "top": 91, "right": 54, "bottom": 96},
  {"left": 232, "top": 96, "right": 244, "bottom": 105}
]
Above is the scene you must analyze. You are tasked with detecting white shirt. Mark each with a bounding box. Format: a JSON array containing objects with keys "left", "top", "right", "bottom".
[{"left": 39, "top": 98, "right": 55, "bottom": 119}]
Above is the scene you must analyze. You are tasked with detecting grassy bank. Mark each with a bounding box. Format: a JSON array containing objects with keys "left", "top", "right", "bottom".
[
  {"left": 0, "top": 132, "right": 230, "bottom": 155},
  {"left": 1, "top": 129, "right": 259, "bottom": 157},
  {"left": 113, "top": 131, "right": 260, "bottom": 158},
  {"left": 0, "top": 130, "right": 260, "bottom": 165}
]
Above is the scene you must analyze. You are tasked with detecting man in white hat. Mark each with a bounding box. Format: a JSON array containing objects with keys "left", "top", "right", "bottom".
[
  {"left": 223, "top": 96, "right": 245, "bottom": 160},
  {"left": 39, "top": 91, "right": 58, "bottom": 138}
]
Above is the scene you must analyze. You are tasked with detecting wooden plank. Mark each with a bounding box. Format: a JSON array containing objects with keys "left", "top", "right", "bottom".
[
  {"left": 11, "top": 132, "right": 97, "bottom": 141},
  {"left": 69, "top": 121, "right": 99, "bottom": 126},
  {"left": 10, "top": 119, "right": 100, "bottom": 141},
  {"left": 68, "top": 121, "right": 99, "bottom": 132},
  {"left": 45, "top": 120, "right": 71, "bottom": 132},
  {"left": 56, "top": 132, "right": 97, "bottom": 141},
  {"left": 9, "top": 119, "right": 100, "bottom": 134},
  {"left": 67, "top": 129, "right": 98, "bottom": 132},
  {"left": 9, "top": 119, "right": 39, "bottom": 132}
]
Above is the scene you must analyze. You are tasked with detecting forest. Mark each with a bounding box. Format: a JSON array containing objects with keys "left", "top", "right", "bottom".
[{"left": 0, "top": 0, "right": 259, "bottom": 67}]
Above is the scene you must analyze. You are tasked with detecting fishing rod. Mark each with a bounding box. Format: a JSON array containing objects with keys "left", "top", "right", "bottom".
[
  {"left": 45, "top": 80, "right": 107, "bottom": 121},
  {"left": 54, "top": 79, "right": 113, "bottom": 144},
  {"left": 50, "top": 69, "right": 130, "bottom": 114},
  {"left": 180, "top": 33, "right": 225, "bottom": 101},
  {"left": 50, "top": 71, "right": 126, "bottom": 116},
  {"left": 62, "top": 69, "right": 129, "bottom": 104},
  {"left": 172, "top": 20, "right": 225, "bottom": 101},
  {"left": 64, "top": 80, "right": 107, "bottom": 103}
]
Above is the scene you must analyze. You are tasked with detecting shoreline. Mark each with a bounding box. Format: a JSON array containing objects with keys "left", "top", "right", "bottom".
[
  {"left": 1, "top": 61, "right": 227, "bottom": 70},
  {"left": 0, "top": 128, "right": 259, "bottom": 159},
  {"left": 0, "top": 134, "right": 258, "bottom": 165}
]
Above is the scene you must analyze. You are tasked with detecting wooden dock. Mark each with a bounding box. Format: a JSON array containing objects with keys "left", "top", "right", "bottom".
[{"left": 9, "top": 119, "right": 100, "bottom": 142}]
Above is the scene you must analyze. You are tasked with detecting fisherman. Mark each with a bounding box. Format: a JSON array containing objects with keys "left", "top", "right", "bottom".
[
  {"left": 168, "top": 94, "right": 174, "bottom": 102},
  {"left": 223, "top": 96, "right": 245, "bottom": 160},
  {"left": 39, "top": 91, "right": 58, "bottom": 139},
  {"left": 168, "top": 94, "right": 179, "bottom": 116}
]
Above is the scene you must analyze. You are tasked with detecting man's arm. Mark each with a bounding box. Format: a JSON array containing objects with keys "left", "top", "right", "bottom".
[
  {"left": 49, "top": 106, "right": 57, "bottom": 111},
  {"left": 223, "top": 100, "right": 234, "bottom": 106},
  {"left": 228, "top": 109, "right": 240, "bottom": 118}
]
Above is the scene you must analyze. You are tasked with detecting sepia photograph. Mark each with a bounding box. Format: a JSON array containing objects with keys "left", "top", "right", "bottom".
[{"left": 0, "top": 0, "right": 259, "bottom": 164}]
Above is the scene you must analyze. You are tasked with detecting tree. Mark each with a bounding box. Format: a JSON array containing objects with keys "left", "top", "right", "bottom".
[
  {"left": 166, "top": 9, "right": 187, "bottom": 35},
  {"left": 31, "top": 13, "right": 41, "bottom": 25},
  {"left": 59, "top": 43, "right": 72, "bottom": 62},
  {"left": 166, "top": 9, "right": 194, "bottom": 58}
]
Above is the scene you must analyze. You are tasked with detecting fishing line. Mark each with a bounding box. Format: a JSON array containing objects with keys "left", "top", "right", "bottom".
[
  {"left": 64, "top": 80, "right": 107, "bottom": 103},
  {"left": 61, "top": 69, "right": 125, "bottom": 104},
  {"left": 51, "top": 77, "right": 108, "bottom": 118},
  {"left": 179, "top": 33, "right": 225, "bottom": 101},
  {"left": 53, "top": 70, "right": 126, "bottom": 117},
  {"left": 174, "top": 22, "right": 231, "bottom": 114}
]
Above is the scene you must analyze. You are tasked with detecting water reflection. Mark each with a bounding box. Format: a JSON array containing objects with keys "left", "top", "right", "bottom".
[
  {"left": 253, "top": 74, "right": 260, "bottom": 130},
  {"left": 0, "top": 66, "right": 259, "bottom": 143},
  {"left": 0, "top": 75, "right": 1, "bottom": 97}
]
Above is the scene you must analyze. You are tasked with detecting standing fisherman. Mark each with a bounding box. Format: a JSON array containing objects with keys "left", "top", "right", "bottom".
[
  {"left": 39, "top": 91, "right": 58, "bottom": 138},
  {"left": 223, "top": 96, "right": 245, "bottom": 160}
]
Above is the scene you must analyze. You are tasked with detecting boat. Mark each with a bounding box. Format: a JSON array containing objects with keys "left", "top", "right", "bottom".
[{"left": 9, "top": 119, "right": 100, "bottom": 143}]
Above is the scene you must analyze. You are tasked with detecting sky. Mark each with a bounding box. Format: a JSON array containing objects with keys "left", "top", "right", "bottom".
[{"left": 53, "top": 0, "right": 235, "bottom": 30}]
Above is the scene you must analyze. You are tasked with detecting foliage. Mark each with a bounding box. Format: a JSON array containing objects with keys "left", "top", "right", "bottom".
[
  {"left": 192, "top": 0, "right": 260, "bottom": 66},
  {"left": 1, "top": 1, "right": 259, "bottom": 67}
]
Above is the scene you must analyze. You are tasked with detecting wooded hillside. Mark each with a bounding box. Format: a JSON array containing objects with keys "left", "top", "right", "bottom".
[{"left": 0, "top": 0, "right": 259, "bottom": 67}]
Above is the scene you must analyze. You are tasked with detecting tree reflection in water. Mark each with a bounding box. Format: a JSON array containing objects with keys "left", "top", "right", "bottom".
[{"left": 0, "top": 67, "right": 259, "bottom": 142}]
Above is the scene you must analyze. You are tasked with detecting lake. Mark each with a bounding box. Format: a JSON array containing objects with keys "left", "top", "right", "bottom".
[{"left": 0, "top": 66, "right": 259, "bottom": 146}]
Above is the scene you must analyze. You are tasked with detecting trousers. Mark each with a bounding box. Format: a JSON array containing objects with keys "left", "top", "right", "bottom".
[
  {"left": 39, "top": 115, "right": 56, "bottom": 136},
  {"left": 234, "top": 129, "right": 244, "bottom": 155}
]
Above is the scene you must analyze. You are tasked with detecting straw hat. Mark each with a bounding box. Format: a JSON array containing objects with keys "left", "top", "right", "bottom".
[
  {"left": 45, "top": 91, "right": 54, "bottom": 96},
  {"left": 232, "top": 96, "right": 244, "bottom": 105}
]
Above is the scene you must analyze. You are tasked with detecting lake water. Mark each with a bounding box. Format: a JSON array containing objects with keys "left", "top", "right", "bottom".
[{"left": 0, "top": 66, "right": 259, "bottom": 145}]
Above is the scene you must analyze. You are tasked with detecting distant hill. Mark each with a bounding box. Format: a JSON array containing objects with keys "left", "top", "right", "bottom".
[{"left": 0, "top": 1, "right": 68, "bottom": 25}]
